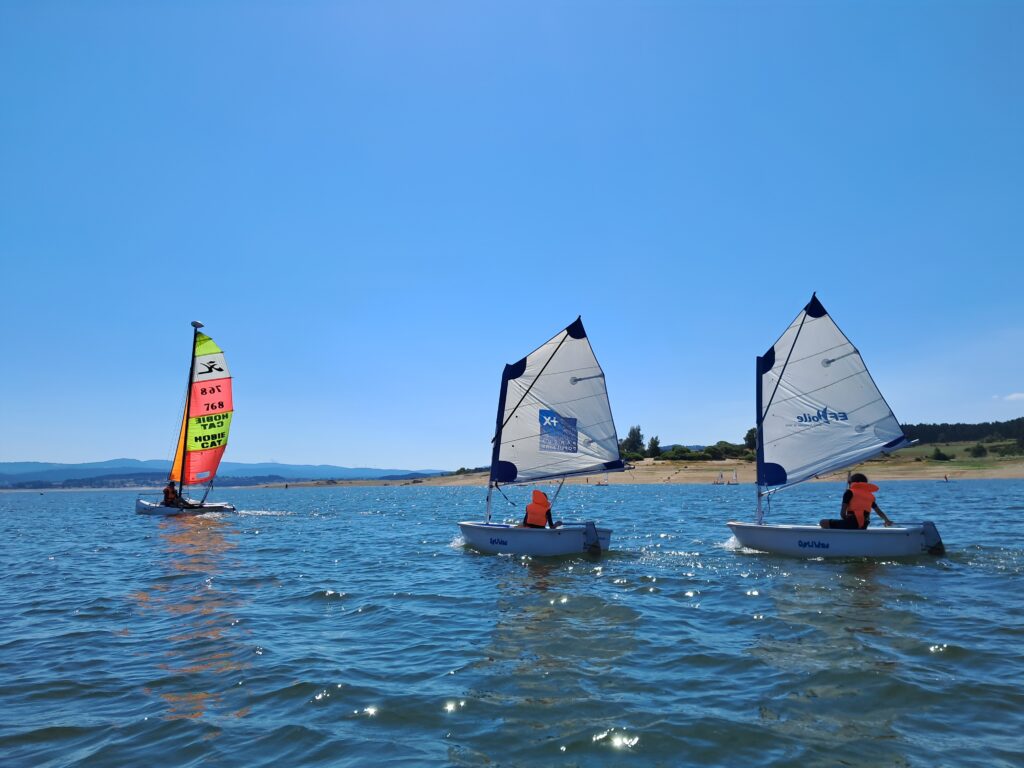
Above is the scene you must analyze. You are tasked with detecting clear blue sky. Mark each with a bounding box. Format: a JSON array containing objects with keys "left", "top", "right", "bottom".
[{"left": 2, "top": 1, "right": 1022, "bottom": 470}]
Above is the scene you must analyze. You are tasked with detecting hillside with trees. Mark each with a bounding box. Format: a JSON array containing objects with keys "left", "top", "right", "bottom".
[
  {"left": 618, "top": 426, "right": 753, "bottom": 463},
  {"left": 622, "top": 417, "right": 1024, "bottom": 464},
  {"left": 900, "top": 417, "right": 1024, "bottom": 446}
]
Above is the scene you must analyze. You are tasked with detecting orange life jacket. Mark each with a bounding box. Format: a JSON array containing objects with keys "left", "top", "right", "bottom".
[
  {"left": 847, "top": 482, "right": 879, "bottom": 528},
  {"left": 525, "top": 490, "right": 551, "bottom": 527}
]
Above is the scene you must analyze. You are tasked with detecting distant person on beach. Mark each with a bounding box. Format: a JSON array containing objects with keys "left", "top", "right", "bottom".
[
  {"left": 522, "top": 489, "right": 561, "bottom": 529},
  {"left": 820, "top": 473, "right": 893, "bottom": 529}
]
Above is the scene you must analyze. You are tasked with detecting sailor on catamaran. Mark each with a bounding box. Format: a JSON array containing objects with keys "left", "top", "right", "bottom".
[{"left": 163, "top": 481, "right": 182, "bottom": 507}]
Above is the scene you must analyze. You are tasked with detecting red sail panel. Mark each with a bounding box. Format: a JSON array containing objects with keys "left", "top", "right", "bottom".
[
  {"left": 183, "top": 445, "right": 227, "bottom": 484},
  {"left": 188, "top": 378, "right": 234, "bottom": 418}
]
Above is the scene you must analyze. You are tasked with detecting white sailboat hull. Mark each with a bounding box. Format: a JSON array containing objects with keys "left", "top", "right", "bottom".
[
  {"left": 727, "top": 521, "right": 944, "bottom": 558},
  {"left": 136, "top": 498, "right": 236, "bottom": 516},
  {"left": 458, "top": 521, "right": 611, "bottom": 556}
]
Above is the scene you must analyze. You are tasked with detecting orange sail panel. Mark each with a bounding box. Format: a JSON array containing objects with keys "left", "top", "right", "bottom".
[{"left": 170, "top": 331, "right": 233, "bottom": 485}]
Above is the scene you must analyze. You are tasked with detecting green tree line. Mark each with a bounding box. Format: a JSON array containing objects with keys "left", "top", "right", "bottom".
[
  {"left": 618, "top": 425, "right": 754, "bottom": 463},
  {"left": 901, "top": 416, "right": 1024, "bottom": 445},
  {"left": 617, "top": 416, "right": 1024, "bottom": 464}
]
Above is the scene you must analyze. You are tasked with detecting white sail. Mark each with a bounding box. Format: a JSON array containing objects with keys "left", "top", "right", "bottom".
[
  {"left": 490, "top": 317, "right": 623, "bottom": 485},
  {"left": 757, "top": 295, "right": 911, "bottom": 490}
]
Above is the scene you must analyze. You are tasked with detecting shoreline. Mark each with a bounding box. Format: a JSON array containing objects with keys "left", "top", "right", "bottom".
[
  {"left": 5, "top": 458, "right": 1023, "bottom": 493},
  {"left": 257, "top": 457, "right": 1024, "bottom": 489}
]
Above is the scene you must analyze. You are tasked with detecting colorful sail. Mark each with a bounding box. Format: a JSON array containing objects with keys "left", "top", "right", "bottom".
[
  {"left": 170, "top": 329, "right": 233, "bottom": 485},
  {"left": 490, "top": 317, "right": 623, "bottom": 484},
  {"left": 756, "top": 295, "right": 910, "bottom": 490}
]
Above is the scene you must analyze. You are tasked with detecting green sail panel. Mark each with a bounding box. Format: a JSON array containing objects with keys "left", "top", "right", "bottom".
[
  {"left": 194, "top": 332, "right": 223, "bottom": 357},
  {"left": 185, "top": 411, "right": 233, "bottom": 453}
]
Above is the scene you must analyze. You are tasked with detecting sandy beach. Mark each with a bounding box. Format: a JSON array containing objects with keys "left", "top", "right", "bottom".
[{"left": 274, "top": 456, "right": 1024, "bottom": 489}]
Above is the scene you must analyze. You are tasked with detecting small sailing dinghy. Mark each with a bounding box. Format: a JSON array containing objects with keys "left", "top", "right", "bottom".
[
  {"left": 137, "top": 321, "right": 236, "bottom": 516},
  {"left": 459, "top": 317, "right": 625, "bottom": 556},
  {"left": 727, "top": 295, "right": 944, "bottom": 557}
]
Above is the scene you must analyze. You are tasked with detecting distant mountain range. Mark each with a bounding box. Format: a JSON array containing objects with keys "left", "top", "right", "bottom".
[{"left": 0, "top": 459, "right": 448, "bottom": 488}]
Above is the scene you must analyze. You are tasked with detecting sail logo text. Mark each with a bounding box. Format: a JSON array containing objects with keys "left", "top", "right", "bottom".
[
  {"left": 796, "top": 408, "right": 848, "bottom": 425},
  {"left": 797, "top": 539, "right": 830, "bottom": 550},
  {"left": 193, "top": 413, "right": 229, "bottom": 429},
  {"left": 191, "top": 431, "right": 226, "bottom": 450},
  {"left": 539, "top": 409, "right": 578, "bottom": 454}
]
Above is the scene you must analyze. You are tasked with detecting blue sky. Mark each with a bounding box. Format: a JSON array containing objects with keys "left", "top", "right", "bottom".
[{"left": 2, "top": 1, "right": 1022, "bottom": 470}]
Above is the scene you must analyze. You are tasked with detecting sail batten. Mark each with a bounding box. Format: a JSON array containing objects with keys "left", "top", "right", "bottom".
[
  {"left": 490, "top": 318, "right": 622, "bottom": 485},
  {"left": 170, "top": 329, "right": 233, "bottom": 486},
  {"left": 757, "top": 295, "right": 907, "bottom": 490}
]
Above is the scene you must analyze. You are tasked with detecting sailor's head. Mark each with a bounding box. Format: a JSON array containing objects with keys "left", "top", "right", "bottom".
[
  {"left": 849, "top": 473, "right": 868, "bottom": 484},
  {"left": 167, "top": 481, "right": 176, "bottom": 488}
]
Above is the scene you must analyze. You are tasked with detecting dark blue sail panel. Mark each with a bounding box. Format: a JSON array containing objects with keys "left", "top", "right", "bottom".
[
  {"left": 489, "top": 360, "right": 527, "bottom": 480},
  {"left": 492, "top": 461, "right": 518, "bottom": 483},
  {"left": 566, "top": 316, "right": 587, "bottom": 339},
  {"left": 504, "top": 358, "right": 527, "bottom": 381},
  {"left": 804, "top": 294, "right": 827, "bottom": 318},
  {"left": 761, "top": 462, "right": 788, "bottom": 487}
]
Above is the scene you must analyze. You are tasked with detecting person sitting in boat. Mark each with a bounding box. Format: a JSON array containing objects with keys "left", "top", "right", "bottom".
[
  {"left": 522, "top": 489, "right": 561, "bottom": 529},
  {"left": 163, "top": 481, "right": 184, "bottom": 507},
  {"left": 819, "top": 473, "right": 893, "bottom": 529}
]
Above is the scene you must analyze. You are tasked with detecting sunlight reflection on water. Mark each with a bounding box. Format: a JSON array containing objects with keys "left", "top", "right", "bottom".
[{"left": 0, "top": 482, "right": 1022, "bottom": 766}]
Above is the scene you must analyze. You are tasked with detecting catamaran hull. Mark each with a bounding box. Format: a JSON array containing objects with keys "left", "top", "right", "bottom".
[
  {"left": 135, "top": 499, "right": 236, "bottom": 516},
  {"left": 727, "top": 521, "right": 944, "bottom": 558},
  {"left": 458, "top": 521, "right": 611, "bottom": 556}
]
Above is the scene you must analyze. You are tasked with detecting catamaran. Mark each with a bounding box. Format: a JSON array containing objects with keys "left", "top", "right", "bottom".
[
  {"left": 136, "top": 321, "right": 236, "bottom": 516},
  {"left": 459, "top": 317, "right": 625, "bottom": 556},
  {"left": 727, "top": 295, "right": 944, "bottom": 557}
]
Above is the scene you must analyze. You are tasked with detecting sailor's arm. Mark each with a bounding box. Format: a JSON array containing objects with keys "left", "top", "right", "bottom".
[{"left": 873, "top": 502, "right": 893, "bottom": 527}]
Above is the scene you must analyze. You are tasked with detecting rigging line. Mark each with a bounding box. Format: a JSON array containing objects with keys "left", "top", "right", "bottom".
[
  {"left": 493, "top": 417, "right": 618, "bottom": 449},
  {"left": 542, "top": 363, "right": 603, "bottom": 377},
  {"left": 490, "top": 389, "right": 609, "bottom": 429},
  {"left": 494, "top": 483, "right": 518, "bottom": 508},
  {"left": 520, "top": 458, "right": 613, "bottom": 475},
  {"left": 780, "top": 341, "right": 852, "bottom": 368},
  {"left": 534, "top": 389, "right": 610, "bottom": 407},
  {"left": 762, "top": 308, "right": 811, "bottom": 420},
  {"left": 550, "top": 477, "right": 567, "bottom": 509},
  {"left": 769, "top": 368, "right": 871, "bottom": 406},
  {"left": 493, "top": 329, "right": 572, "bottom": 443}
]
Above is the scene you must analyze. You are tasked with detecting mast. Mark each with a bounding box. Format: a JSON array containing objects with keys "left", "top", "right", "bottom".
[
  {"left": 755, "top": 354, "right": 765, "bottom": 524},
  {"left": 176, "top": 320, "right": 203, "bottom": 494}
]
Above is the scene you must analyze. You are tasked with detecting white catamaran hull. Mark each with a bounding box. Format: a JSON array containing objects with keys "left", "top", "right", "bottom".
[
  {"left": 727, "top": 521, "right": 944, "bottom": 558},
  {"left": 135, "top": 498, "right": 236, "bottom": 516},
  {"left": 459, "top": 521, "right": 611, "bottom": 556}
]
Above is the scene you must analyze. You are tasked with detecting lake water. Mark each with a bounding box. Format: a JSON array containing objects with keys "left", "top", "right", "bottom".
[{"left": 1, "top": 481, "right": 1022, "bottom": 767}]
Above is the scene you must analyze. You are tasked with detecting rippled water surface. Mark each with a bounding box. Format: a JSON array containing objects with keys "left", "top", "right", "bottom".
[{"left": 1, "top": 481, "right": 1022, "bottom": 767}]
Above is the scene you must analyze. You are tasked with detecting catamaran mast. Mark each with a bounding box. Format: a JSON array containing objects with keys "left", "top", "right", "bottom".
[
  {"left": 755, "top": 354, "right": 765, "bottom": 524},
  {"left": 176, "top": 320, "right": 203, "bottom": 495}
]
